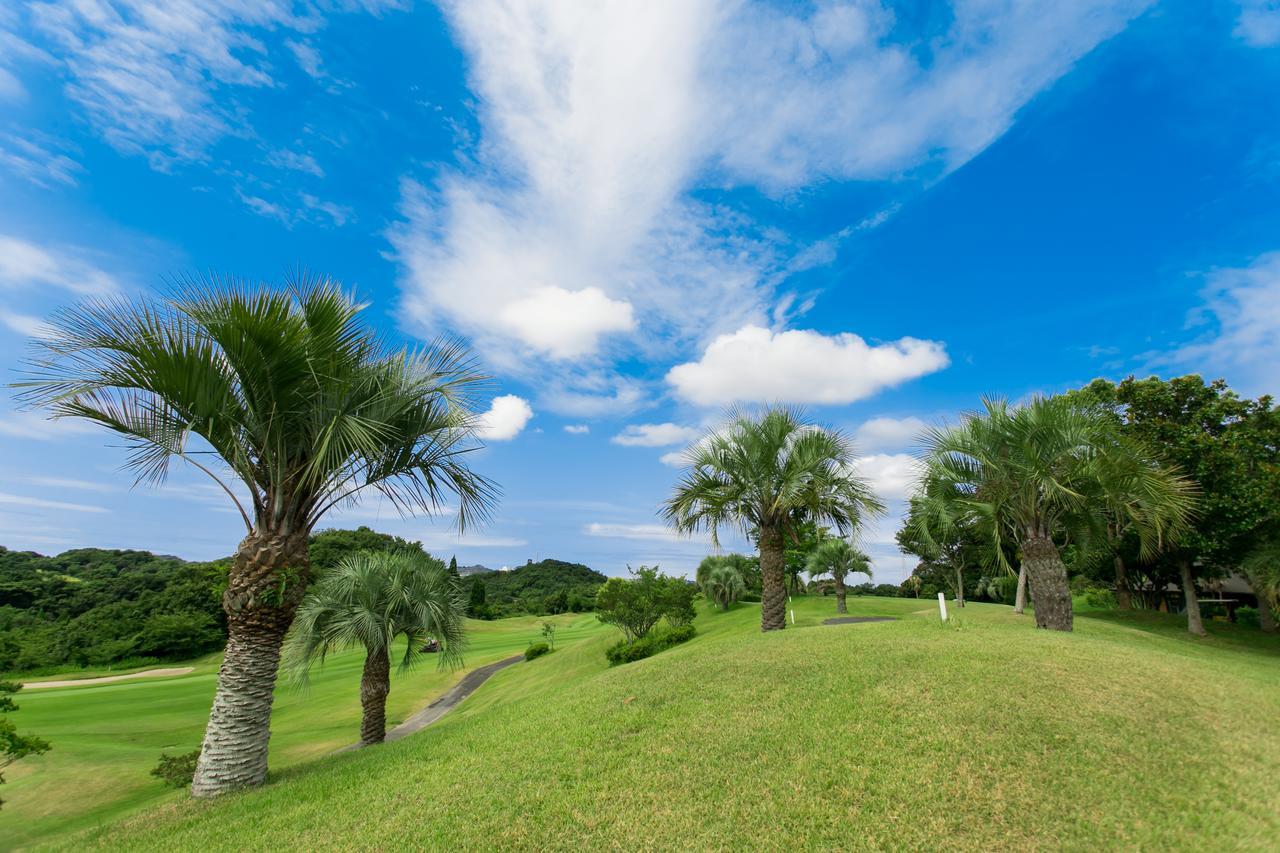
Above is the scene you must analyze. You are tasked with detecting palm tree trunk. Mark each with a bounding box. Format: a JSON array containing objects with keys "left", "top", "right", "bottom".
[
  {"left": 1114, "top": 555, "right": 1132, "bottom": 610},
  {"left": 835, "top": 574, "right": 847, "bottom": 614},
  {"left": 759, "top": 524, "right": 786, "bottom": 632},
  {"left": 955, "top": 566, "right": 965, "bottom": 607},
  {"left": 1021, "top": 534, "right": 1073, "bottom": 631},
  {"left": 360, "top": 646, "right": 391, "bottom": 745},
  {"left": 191, "top": 530, "right": 310, "bottom": 798},
  {"left": 1179, "top": 558, "right": 1206, "bottom": 637},
  {"left": 1245, "top": 574, "right": 1277, "bottom": 633},
  {"left": 1014, "top": 563, "right": 1028, "bottom": 614}
]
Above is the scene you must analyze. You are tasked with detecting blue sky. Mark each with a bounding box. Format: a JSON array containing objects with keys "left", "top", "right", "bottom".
[{"left": 1, "top": 1, "right": 1278, "bottom": 580}]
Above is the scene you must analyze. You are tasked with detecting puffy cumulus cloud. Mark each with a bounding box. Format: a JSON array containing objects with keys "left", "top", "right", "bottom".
[
  {"left": 611, "top": 422, "right": 703, "bottom": 448},
  {"left": 854, "top": 416, "right": 928, "bottom": 453},
  {"left": 666, "top": 325, "right": 948, "bottom": 406},
  {"left": 1236, "top": 1, "right": 1280, "bottom": 47},
  {"left": 475, "top": 394, "right": 533, "bottom": 441},
  {"left": 393, "top": 0, "right": 1151, "bottom": 384},
  {"left": 583, "top": 522, "right": 701, "bottom": 543},
  {"left": 1157, "top": 252, "right": 1280, "bottom": 396},
  {"left": 852, "top": 453, "right": 920, "bottom": 502},
  {"left": 0, "top": 234, "right": 120, "bottom": 296}
]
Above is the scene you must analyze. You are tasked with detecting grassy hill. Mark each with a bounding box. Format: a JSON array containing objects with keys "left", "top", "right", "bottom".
[{"left": 34, "top": 596, "right": 1280, "bottom": 851}]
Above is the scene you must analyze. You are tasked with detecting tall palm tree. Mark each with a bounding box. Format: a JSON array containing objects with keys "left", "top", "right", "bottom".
[
  {"left": 285, "top": 550, "right": 467, "bottom": 745},
  {"left": 805, "top": 539, "right": 872, "bottom": 614},
  {"left": 913, "top": 395, "right": 1195, "bottom": 632},
  {"left": 704, "top": 563, "right": 746, "bottom": 611},
  {"left": 663, "top": 407, "right": 884, "bottom": 632},
  {"left": 14, "top": 277, "right": 496, "bottom": 796}
]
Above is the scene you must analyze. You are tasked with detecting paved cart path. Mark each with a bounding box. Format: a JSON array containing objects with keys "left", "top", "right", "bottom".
[{"left": 22, "top": 667, "right": 195, "bottom": 689}]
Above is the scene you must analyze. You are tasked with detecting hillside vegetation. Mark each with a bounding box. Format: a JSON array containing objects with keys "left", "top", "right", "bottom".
[
  {"left": 67, "top": 597, "right": 1280, "bottom": 851},
  {"left": 467, "top": 558, "right": 606, "bottom": 618}
]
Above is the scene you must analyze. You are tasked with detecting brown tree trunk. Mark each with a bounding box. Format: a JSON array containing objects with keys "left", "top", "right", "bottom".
[
  {"left": 1179, "top": 558, "right": 1206, "bottom": 637},
  {"left": 955, "top": 566, "right": 965, "bottom": 607},
  {"left": 834, "top": 574, "right": 847, "bottom": 614},
  {"left": 759, "top": 524, "right": 786, "bottom": 632},
  {"left": 360, "top": 646, "right": 391, "bottom": 745},
  {"left": 1245, "top": 574, "right": 1277, "bottom": 633},
  {"left": 1114, "top": 555, "right": 1132, "bottom": 611},
  {"left": 1014, "top": 563, "right": 1028, "bottom": 614},
  {"left": 1021, "top": 535, "right": 1073, "bottom": 631},
  {"left": 191, "top": 530, "right": 310, "bottom": 798}
]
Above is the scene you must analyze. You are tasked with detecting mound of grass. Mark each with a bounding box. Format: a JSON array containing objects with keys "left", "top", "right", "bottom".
[
  {"left": 0, "top": 613, "right": 608, "bottom": 849},
  {"left": 69, "top": 597, "right": 1280, "bottom": 850}
]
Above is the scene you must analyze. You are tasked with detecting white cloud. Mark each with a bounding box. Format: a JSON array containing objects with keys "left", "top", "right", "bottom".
[
  {"left": 499, "top": 286, "right": 634, "bottom": 360},
  {"left": 0, "top": 411, "right": 100, "bottom": 440},
  {"left": 667, "top": 325, "right": 948, "bottom": 406},
  {"left": 0, "top": 133, "right": 82, "bottom": 187},
  {"left": 0, "top": 491, "right": 108, "bottom": 513},
  {"left": 393, "top": 0, "right": 1150, "bottom": 385},
  {"left": 659, "top": 450, "right": 686, "bottom": 468},
  {"left": 1158, "top": 252, "right": 1280, "bottom": 395},
  {"left": 0, "top": 310, "right": 54, "bottom": 339},
  {"left": 0, "top": 234, "right": 121, "bottom": 296},
  {"left": 266, "top": 149, "right": 324, "bottom": 177},
  {"left": 852, "top": 453, "right": 920, "bottom": 502},
  {"left": 583, "top": 522, "right": 695, "bottom": 543},
  {"left": 21, "top": 1, "right": 403, "bottom": 166},
  {"left": 854, "top": 416, "right": 928, "bottom": 453},
  {"left": 1236, "top": 1, "right": 1280, "bottom": 47},
  {"left": 611, "top": 422, "right": 702, "bottom": 448},
  {"left": 22, "top": 475, "right": 116, "bottom": 493},
  {"left": 476, "top": 394, "right": 534, "bottom": 441},
  {"left": 563, "top": 424, "right": 589, "bottom": 435}
]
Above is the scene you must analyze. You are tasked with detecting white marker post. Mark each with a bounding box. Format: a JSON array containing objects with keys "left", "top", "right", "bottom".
[{"left": 937, "top": 591, "right": 948, "bottom": 623}]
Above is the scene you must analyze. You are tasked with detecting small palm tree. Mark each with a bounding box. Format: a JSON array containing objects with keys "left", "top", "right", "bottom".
[
  {"left": 286, "top": 551, "right": 467, "bottom": 745},
  {"left": 695, "top": 553, "right": 754, "bottom": 595},
  {"left": 14, "top": 277, "right": 496, "bottom": 795},
  {"left": 663, "top": 407, "right": 884, "bottom": 632},
  {"left": 704, "top": 564, "right": 746, "bottom": 611},
  {"left": 913, "top": 395, "right": 1196, "bottom": 632},
  {"left": 805, "top": 539, "right": 872, "bottom": 614}
]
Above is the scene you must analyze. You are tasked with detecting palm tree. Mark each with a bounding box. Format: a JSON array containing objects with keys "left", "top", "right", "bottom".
[
  {"left": 1242, "top": 537, "right": 1279, "bottom": 633},
  {"left": 663, "top": 407, "right": 884, "bottom": 632},
  {"left": 704, "top": 564, "right": 746, "bottom": 611},
  {"left": 913, "top": 395, "right": 1195, "bottom": 632},
  {"left": 805, "top": 539, "right": 872, "bottom": 614},
  {"left": 285, "top": 550, "right": 467, "bottom": 745},
  {"left": 695, "top": 553, "right": 755, "bottom": 595},
  {"left": 14, "top": 277, "right": 496, "bottom": 796}
]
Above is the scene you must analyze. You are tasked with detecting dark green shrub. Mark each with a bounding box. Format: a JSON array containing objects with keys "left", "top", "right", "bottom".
[
  {"left": 1236, "top": 606, "right": 1260, "bottom": 629},
  {"left": 151, "top": 749, "right": 200, "bottom": 788},
  {"left": 740, "top": 592, "right": 761, "bottom": 603},
  {"left": 605, "top": 624, "right": 696, "bottom": 666},
  {"left": 1084, "top": 587, "right": 1117, "bottom": 609},
  {"left": 524, "top": 642, "right": 551, "bottom": 660}
]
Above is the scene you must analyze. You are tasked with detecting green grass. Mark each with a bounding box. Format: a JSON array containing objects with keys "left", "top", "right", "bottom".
[
  {"left": 28, "top": 594, "right": 1279, "bottom": 851},
  {"left": 1, "top": 612, "right": 608, "bottom": 850}
]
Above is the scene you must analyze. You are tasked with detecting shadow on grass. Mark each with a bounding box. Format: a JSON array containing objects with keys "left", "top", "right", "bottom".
[{"left": 1079, "top": 607, "right": 1280, "bottom": 658}]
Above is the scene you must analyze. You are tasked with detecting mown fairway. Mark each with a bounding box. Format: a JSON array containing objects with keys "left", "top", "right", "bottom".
[
  {"left": 1, "top": 613, "right": 608, "bottom": 849},
  {"left": 28, "top": 596, "right": 1279, "bottom": 852}
]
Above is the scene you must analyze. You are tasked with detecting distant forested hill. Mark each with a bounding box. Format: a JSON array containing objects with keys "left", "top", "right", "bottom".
[
  {"left": 467, "top": 558, "right": 605, "bottom": 618},
  {"left": 0, "top": 546, "right": 227, "bottom": 674}
]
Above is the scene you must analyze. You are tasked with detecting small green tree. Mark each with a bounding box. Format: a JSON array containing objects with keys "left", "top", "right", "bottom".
[
  {"left": 704, "top": 564, "right": 746, "bottom": 610},
  {"left": 595, "top": 566, "right": 692, "bottom": 641},
  {"left": 805, "top": 539, "right": 872, "bottom": 614},
  {"left": 1, "top": 681, "right": 50, "bottom": 809},
  {"left": 540, "top": 621, "right": 556, "bottom": 650},
  {"left": 286, "top": 551, "right": 467, "bottom": 745}
]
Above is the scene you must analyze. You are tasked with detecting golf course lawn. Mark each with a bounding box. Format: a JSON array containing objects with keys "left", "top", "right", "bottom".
[
  {"left": 21, "top": 595, "right": 1278, "bottom": 851},
  {"left": 1, "top": 612, "right": 609, "bottom": 849}
]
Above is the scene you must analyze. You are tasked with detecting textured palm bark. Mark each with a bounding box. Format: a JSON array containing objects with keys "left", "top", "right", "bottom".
[
  {"left": 954, "top": 567, "right": 965, "bottom": 607},
  {"left": 759, "top": 525, "right": 787, "bottom": 632},
  {"left": 360, "top": 646, "right": 391, "bottom": 745},
  {"left": 191, "top": 530, "right": 310, "bottom": 798},
  {"left": 1021, "top": 536, "right": 1073, "bottom": 631},
  {"left": 1114, "top": 555, "right": 1132, "bottom": 611},
  {"left": 1179, "top": 558, "right": 1206, "bottom": 637},
  {"left": 1245, "top": 574, "right": 1277, "bottom": 633},
  {"left": 1014, "top": 563, "right": 1028, "bottom": 614},
  {"left": 834, "top": 574, "right": 847, "bottom": 614}
]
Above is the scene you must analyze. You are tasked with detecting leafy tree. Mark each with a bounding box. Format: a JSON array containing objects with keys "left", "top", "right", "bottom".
[
  {"left": 1076, "top": 376, "right": 1280, "bottom": 634},
  {"left": 664, "top": 407, "right": 884, "bottom": 632},
  {"left": 310, "top": 527, "right": 425, "bottom": 575},
  {"left": 15, "top": 278, "right": 495, "bottom": 796},
  {"left": 465, "top": 559, "right": 605, "bottom": 616},
  {"left": 704, "top": 564, "right": 746, "bottom": 610},
  {"left": 595, "top": 566, "right": 691, "bottom": 641},
  {"left": 783, "top": 520, "right": 829, "bottom": 595},
  {"left": 1, "top": 681, "right": 50, "bottom": 809},
  {"left": 805, "top": 539, "right": 872, "bottom": 614},
  {"left": 286, "top": 551, "right": 467, "bottom": 745},
  {"left": 913, "top": 395, "right": 1196, "bottom": 632},
  {"left": 897, "top": 504, "right": 992, "bottom": 608},
  {"left": 467, "top": 577, "right": 488, "bottom": 618}
]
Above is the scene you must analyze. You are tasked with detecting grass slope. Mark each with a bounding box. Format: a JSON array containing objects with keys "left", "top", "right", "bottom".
[
  {"left": 2, "top": 613, "right": 607, "bottom": 849},
  {"left": 61, "top": 597, "right": 1280, "bottom": 851}
]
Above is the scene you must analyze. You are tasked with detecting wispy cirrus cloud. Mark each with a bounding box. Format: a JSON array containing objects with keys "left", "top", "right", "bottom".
[
  {"left": 0, "top": 233, "right": 122, "bottom": 297},
  {"left": 1235, "top": 1, "right": 1280, "bottom": 47}
]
